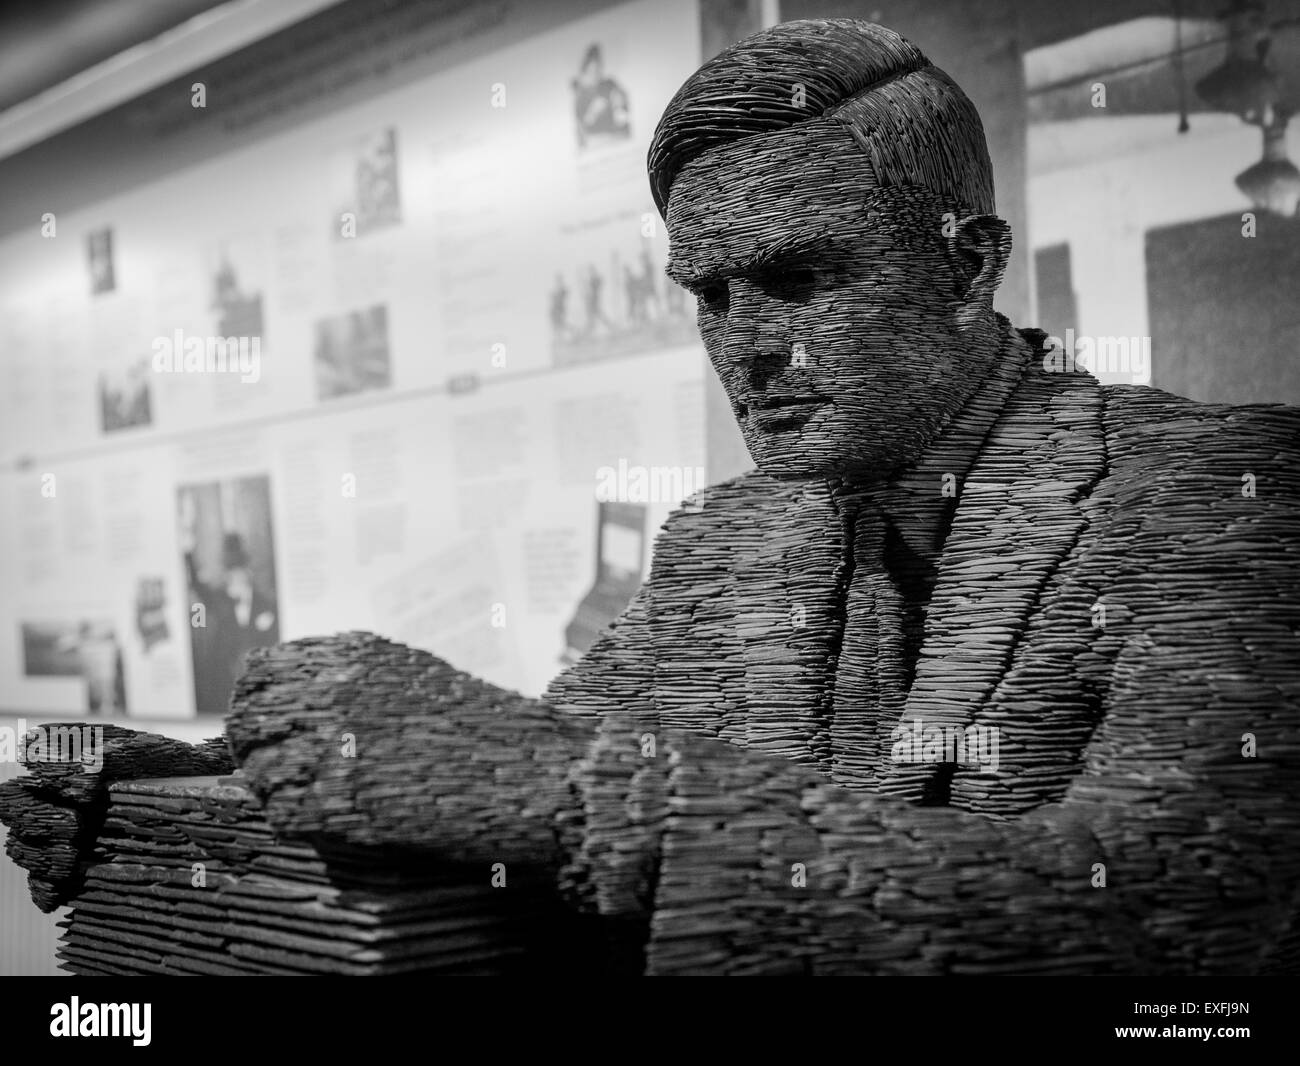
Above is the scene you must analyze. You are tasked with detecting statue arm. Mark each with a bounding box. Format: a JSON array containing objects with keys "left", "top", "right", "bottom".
[
  {"left": 543, "top": 578, "right": 659, "bottom": 722},
  {"left": 224, "top": 577, "right": 661, "bottom": 869}
]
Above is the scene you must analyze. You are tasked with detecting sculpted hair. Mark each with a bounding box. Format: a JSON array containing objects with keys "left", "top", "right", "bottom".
[{"left": 647, "top": 18, "right": 996, "bottom": 219}]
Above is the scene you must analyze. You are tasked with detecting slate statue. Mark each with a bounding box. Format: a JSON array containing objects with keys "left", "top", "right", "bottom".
[{"left": 4, "top": 19, "right": 1299, "bottom": 975}]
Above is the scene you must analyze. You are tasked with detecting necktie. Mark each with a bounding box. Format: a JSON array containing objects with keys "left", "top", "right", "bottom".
[{"left": 828, "top": 493, "right": 909, "bottom": 790}]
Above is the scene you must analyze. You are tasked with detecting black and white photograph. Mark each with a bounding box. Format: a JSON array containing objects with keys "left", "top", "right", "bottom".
[
  {"left": 176, "top": 474, "right": 279, "bottom": 719},
  {"left": 0, "top": 0, "right": 1297, "bottom": 1041},
  {"left": 208, "top": 244, "right": 264, "bottom": 341},
  {"left": 571, "top": 42, "right": 633, "bottom": 149},
  {"left": 330, "top": 126, "right": 402, "bottom": 238},
  {"left": 550, "top": 221, "right": 698, "bottom": 364},
  {"left": 97, "top": 357, "right": 153, "bottom": 433},
  {"left": 133, "top": 575, "right": 169, "bottom": 653},
  {"left": 313, "top": 303, "right": 391, "bottom": 399},
  {"left": 20, "top": 620, "right": 127, "bottom": 717},
  {"left": 85, "top": 225, "right": 115, "bottom": 295}
]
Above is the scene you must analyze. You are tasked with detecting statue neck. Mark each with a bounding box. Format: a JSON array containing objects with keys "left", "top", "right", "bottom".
[{"left": 826, "top": 319, "right": 1033, "bottom": 556}]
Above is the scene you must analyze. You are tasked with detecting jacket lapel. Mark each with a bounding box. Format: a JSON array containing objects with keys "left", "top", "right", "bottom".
[{"left": 876, "top": 334, "right": 1108, "bottom": 800}]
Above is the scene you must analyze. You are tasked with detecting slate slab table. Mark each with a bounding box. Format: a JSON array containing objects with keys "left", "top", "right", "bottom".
[{"left": 55, "top": 773, "right": 605, "bottom": 976}]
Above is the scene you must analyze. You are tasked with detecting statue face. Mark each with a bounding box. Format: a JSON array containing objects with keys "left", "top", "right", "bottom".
[{"left": 666, "top": 122, "right": 997, "bottom": 481}]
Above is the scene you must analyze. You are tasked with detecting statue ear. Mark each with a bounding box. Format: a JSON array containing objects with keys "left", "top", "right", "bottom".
[{"left": 948, "top": 214, "right": 1010, "bottom": 329}]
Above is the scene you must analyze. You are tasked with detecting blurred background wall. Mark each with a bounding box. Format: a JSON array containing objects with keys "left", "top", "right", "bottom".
[{"left": 2, "top": 0, "right": 1297, "bottom": 974}]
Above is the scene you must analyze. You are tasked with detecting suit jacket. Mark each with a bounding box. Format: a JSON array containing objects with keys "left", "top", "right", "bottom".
[{"left": 542, "top": 326, "right": 1300, "bottom": 975}]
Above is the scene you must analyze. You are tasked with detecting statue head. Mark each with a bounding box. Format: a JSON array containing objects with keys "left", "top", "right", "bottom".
[{"left": 650, "top": 19, "right": 1012, "bottom": 481}]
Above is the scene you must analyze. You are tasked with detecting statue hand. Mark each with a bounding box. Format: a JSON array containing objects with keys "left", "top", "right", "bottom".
[
  {"left": 225, "top": 632, "right": 598, "bottom": 870},
  {"left": 0, "top": 725, "right": 233, "bottom": 912}
]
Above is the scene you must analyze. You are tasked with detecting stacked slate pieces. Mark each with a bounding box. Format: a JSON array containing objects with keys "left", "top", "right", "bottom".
[
  {"left": 639, "top": 17, "right": 1027, "bottom": 798},
  {"left": 1, "top": 726, "right": 235, "bottom": 912},
  {"left": 877, "top": 345, "right": 1112, "bottom": 813},
  {"left": 646, "top": 20, "right": 992, "bottom": 220},
  {"left": 937, "top": 376, "right": 1300, "bottom": 824},
  {"left": 224, "top": 633, "right": 598, "bottom": 869},
  {"left": 56, "top": 774, "right": 586, "bottom": 976},
  {"left": 562, "top": 363, "right": 1300, "bottom": 973}
]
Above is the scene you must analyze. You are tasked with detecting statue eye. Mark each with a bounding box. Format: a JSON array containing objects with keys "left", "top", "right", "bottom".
[
  {"left": 694, "top": 280, "right": 729, "bottom": 311},
  {"left": 760, "top": 265, "right": 816, "bottom": 297}
]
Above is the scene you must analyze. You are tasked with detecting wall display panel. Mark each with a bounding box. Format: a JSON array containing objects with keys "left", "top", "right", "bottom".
[{"left": 0, "top": 0, "right": 704, "bottom": 717}]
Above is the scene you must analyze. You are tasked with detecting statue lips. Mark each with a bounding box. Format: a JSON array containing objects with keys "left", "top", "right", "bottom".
[{"left": 745, "top": 395, "right": 829, "bottom": 431}]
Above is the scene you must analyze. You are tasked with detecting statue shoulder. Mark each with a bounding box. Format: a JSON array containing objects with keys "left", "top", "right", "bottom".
[
  {"left": 1089, "top": 385, "right": 1300, "bottom": 583},
  {"left": 660, "top": 468, "right": 798, "bottom": 530},
  {"left": 647, "top": 470, "right": 803, "bottom": 592},
  {"left": 1099, "top": 384, "right": 1300, "bottom": 466}
]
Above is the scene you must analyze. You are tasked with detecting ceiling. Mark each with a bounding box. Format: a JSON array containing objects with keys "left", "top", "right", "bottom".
[
  {"left": 0, "top": 0, "right": 225, "bottom": 112},
  {"left": 5, "top": 0, "right": 1300, "bottom": 120}
]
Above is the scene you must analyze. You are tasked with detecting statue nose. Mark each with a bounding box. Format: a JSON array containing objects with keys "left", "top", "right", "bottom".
[
  {"left": 724, "top": 281, "right": 790, "bottom": 388},
  {"left": 744, "top": 348, "right": 792, "bottom": 390}
]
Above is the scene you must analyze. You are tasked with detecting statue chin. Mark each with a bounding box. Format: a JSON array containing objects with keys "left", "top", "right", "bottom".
[
  {"left": 737, "top": 413, "right": 914, "bottom": 482},
  {"left": 736, "top": 395, "right": 945, "bottom": 485}
]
